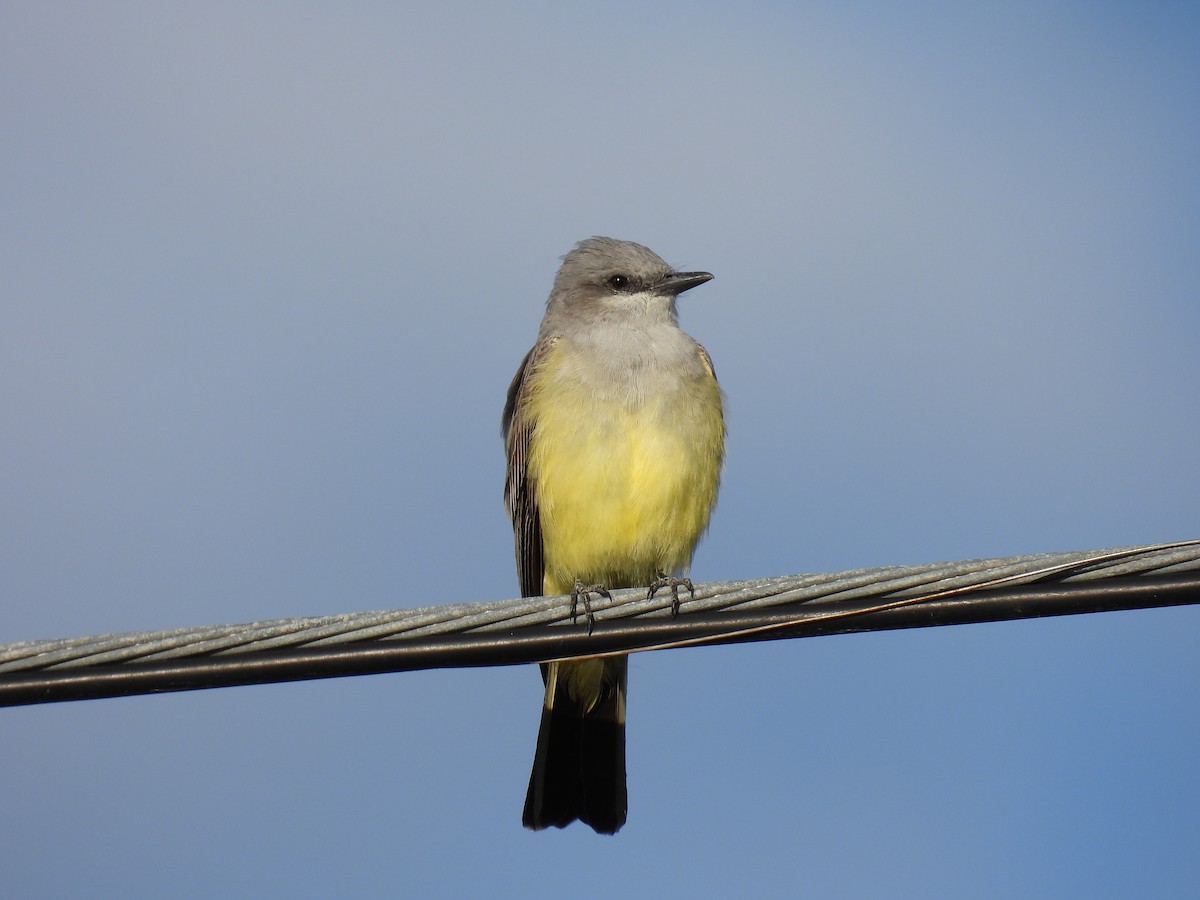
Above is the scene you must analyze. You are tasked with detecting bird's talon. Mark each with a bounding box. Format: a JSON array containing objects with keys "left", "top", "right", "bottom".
[
  {"left": 647, "top": 572, "right": 694, "bottom": 618},
  {"left": 570, "top": 580, "right": 611, "bottom": 633}
]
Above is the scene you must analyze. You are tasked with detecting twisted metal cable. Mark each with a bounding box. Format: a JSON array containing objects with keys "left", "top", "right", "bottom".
[{"left": 2, "top": 540, "right": 1198, "bottom": 707}]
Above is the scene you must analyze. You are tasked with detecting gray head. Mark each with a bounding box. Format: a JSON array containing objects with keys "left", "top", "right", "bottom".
[{"left": 541, "top": 237, "right": 712, "bottom": 333}]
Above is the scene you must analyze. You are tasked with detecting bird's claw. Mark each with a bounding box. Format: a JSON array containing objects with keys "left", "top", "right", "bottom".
[
  {"left": 647, "top": 572, "right": 694, "bottom": 617},
  {"left": 570, "top": 580, "right": 612, "bottom": 634}
]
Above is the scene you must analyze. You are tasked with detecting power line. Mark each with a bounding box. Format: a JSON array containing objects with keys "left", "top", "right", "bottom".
[{"left": 2, "top": 540, "right": 1198, "bottom": 708}]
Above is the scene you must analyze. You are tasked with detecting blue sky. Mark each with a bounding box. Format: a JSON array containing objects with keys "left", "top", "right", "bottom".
[{"left": 3, "top": 2, "right": 1199, "bottom": 897}]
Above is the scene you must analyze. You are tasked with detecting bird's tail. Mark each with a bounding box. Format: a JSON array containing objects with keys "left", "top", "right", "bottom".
[{"left": 522, "top": 656, "right": 628, "bottom": 835}]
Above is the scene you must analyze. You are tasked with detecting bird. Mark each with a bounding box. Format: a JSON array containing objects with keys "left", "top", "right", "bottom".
[{"left": 503, "top": 236, "right": 725, "bottom": 833}]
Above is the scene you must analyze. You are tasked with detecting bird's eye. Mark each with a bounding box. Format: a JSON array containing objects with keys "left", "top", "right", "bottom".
[{"left": 607, "top": 274, "right": 630, "bottom": 291}]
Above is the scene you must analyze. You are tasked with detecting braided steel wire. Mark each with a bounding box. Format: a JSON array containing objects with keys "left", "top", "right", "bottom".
[{"left": 2, "top": 540, "right": 1198, "bottom": 707}]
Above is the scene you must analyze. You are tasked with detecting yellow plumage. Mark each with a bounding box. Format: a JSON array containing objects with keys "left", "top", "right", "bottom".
[{"left": 524, "top": 338, "right": 724, "bottom": 597}]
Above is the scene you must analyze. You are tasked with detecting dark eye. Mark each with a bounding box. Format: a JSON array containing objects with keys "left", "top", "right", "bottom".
[{"left": 607, "top": 274, "right": 630, "bottom": 291}]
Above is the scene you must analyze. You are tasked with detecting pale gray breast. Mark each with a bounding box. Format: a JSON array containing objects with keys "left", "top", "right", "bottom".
[{"left": 565, "top": 322, "right": 709, "bottom": 409}]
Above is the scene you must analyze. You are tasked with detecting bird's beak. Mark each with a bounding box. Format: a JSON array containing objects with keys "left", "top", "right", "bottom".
[{"left": 657, "top": 271, "right": 714, "bottom": 295}]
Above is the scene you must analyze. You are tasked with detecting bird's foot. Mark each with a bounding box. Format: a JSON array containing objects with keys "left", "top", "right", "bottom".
[
  {"left": 570, "top": 580, "right": 612, "bottom": 634},
  {"left": 646, "top": 572, "right": 694, "bottom": 617}
]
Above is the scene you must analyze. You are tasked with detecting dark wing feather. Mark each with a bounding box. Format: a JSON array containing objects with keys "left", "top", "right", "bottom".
[{"left": 503, "top": 337, "right": 557, "bottom": 598}]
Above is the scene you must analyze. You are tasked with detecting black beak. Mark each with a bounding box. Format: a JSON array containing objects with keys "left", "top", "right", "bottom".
[{"left": 657, "top": 271, "right": 714, "bottom": 295}]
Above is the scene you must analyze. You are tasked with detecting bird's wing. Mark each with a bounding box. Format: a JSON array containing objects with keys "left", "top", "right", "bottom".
[{"left": 503, "top": 335, "right": 558, "bottom": 598}]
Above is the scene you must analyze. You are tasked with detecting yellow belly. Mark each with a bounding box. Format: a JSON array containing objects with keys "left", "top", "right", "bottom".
[{"left": 526, "top": 342, "right": 724, "bottom": 595}]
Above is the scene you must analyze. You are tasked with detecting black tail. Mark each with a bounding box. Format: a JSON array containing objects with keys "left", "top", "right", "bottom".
[{"left": 522, "top": 657, "right": 627, "bottom": 834}]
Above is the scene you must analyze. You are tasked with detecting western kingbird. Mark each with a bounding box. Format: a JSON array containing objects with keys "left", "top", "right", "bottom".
[{"left": 503, "top": 236, "right": 724, "bottom": 834}]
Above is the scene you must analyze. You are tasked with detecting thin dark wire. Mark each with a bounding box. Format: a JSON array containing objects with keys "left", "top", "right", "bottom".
[{"left": 2, "top": 540, "right": 1198, "bottom": 708}]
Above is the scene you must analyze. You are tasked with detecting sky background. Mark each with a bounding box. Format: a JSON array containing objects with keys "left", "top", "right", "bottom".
[{"left": 3, "top": 2, "right": 1199, "bottom": 897}]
